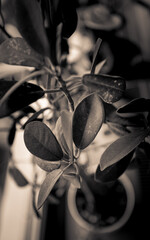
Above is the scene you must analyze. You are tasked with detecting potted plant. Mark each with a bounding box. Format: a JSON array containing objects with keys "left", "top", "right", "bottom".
[{"left": 0, "top": 1, "right": 150, "bottom": 239}]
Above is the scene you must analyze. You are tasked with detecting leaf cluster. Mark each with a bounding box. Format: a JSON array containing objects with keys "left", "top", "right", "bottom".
[{"left": 0, "top": 0, "right": 150, "bottom": 211}]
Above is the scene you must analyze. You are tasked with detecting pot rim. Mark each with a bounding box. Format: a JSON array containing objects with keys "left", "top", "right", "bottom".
[{"left": 67, "top": 173, "right": 135, "bottom": 233}]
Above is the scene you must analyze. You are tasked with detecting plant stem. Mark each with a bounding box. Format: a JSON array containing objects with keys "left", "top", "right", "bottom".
[
  {"left": 0, "top": 69, "right": 46, "bottom": 106},
  {"left": 51, "top": 82, "right": 82, "bottom": 105},
  {"left": 78, "top": 164, "right": 95, "bottom": 212},
  {"left": 43, "top": 88, "right": 62, "bottom": 94},
  {"left": 57, "top": 75, "right": 74, "bottom": 111},
  {"left": 44, "top": 65, "right": 76, "bottom": 111},
  {"left": 62, "top": 162, "right": 73, "bottom": 174}
]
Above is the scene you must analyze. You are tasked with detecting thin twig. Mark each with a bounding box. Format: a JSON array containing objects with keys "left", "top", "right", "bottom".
[
  {"left": 51, "top": 82, "right": 83, "bottom": 104},
  {"left": 57, "top": 75, "right": 74, "bottom": 111}
]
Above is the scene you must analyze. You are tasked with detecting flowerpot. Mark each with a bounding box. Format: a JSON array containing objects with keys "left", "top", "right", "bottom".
[{"left": 65, "top": 173, "right": 135, "bottom": 240}]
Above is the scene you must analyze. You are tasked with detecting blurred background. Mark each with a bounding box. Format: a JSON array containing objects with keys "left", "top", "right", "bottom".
[{"left": 0, "top": 0, "right": 150, "bottom": 239}]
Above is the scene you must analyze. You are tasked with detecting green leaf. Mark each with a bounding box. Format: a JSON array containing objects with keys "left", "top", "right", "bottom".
[
  {"left": 100, "top": 129, "right": 149, "bottom": 170},
  {"left": 15, "top": 0, "right": 50, "bottom": 56},
  {"left": 37, "top": 169, "right": 63, "bottom": 209},
  {"left": 0, "top": 38, "right": 44, "bottom": 68},
  {"left": 34, "top": 157, "right": 60, "bottom": 172},
  {"left": 95, "top": 151, "right": 134, "bottom": 183},
  {"left": 9, "top": 166, "right": 29, "bottom": 187},
  {"left": 24, "top": 121, "right": 63, "bottom": 161},
  {"left": 73, "top": 93, "right": 105, "bottom": 149},
  {"left": 117, "top": 98, "right": 150, "bottom": 114},
  {"left": 82, "top": 74, "right": 126, "bottom": 103},
  {"left": 0, "top": 80, "right": 44, "bottom": 118}
]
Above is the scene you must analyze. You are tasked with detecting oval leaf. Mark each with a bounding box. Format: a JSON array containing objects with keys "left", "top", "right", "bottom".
[
  {"left": 100, "top": 129, "right": 149, "bottom": 170},
  {"left": 61, "top": 110, "right": 73, "bottom": 158},
  {"left": 95, "top": 151, "right": 134, "bottom": 183},
  {"left": 54, "top": 117, "right": 70, "bottom": 160},
  {"left": 37, "top": 169, "right": 63, "bottom": 209},
  {"left": 0, "top": 80, "right": 44, "bottom": 118},
  {"left": 34, "top": 157, "right": 60, "bottom": 172},
  {"left": 15, "top": 0, "right": 50, "bottom": 56},
  {"left": 73, "top": 93, "right": 105, "bottom": 149},
  {"left": 9, "top": 166, "right": 29, "bottom": 187},
  {"left": 24, "top": 121, "right": 63, "bottom": 161},
  {"left": 117, "top": 98, "right": 150, "bottom": 114},
  {"left": 82, "top": 74, "right": 126, "bottom": 103},
  {"left": 0, "top": 38, "right": 44, "bottom": 68}
]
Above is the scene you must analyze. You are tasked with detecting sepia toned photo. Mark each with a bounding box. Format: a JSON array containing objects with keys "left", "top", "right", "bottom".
[{"left": 0, "top": 1, "right": 150, "bottom": 239}]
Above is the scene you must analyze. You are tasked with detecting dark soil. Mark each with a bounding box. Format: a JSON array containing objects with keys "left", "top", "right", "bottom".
[{"left": 76, "top": 180, "right": 127, "bottom": 227}]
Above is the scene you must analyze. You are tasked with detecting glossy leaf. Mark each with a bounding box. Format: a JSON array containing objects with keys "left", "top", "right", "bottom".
[
  {"left": 37, "top": 169, "right": 63, "bottom": 209},
  {"left": 95, "top": 151, "right": 134, "bottom": 182},
  {"left": 34, "top": 157, "right": 60, "bottom": 172},
  {"left": 24, "top": 121, "right": 63, "bottom": 161},
  {"left": 0, "top": 80, "right": 44, "bottom": 118},
  {"left": 9, "top": 166, "right": 29, "bottom": 187},
  {"left": 117, "top": 98, "right": 150, "bottom": 114},
  {"left": 0, "top": 38, "right": 44, "bottom": 68},
  {"left": 100, "top": 128, "right": 149, "bottom": 170},
  {"left": 82, "top": 74, "right": 126, "bottom": 103},
  {"left": 15, "top": 0, "right": 50, "bottom": 56},
  {"left": 73, "top": 93, "right": 105, "bottom": 149}
]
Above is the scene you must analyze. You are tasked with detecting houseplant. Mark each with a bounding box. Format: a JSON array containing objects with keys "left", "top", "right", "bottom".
[{"left": 0, "top": 0, "right": 150, "bottom": 239}]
